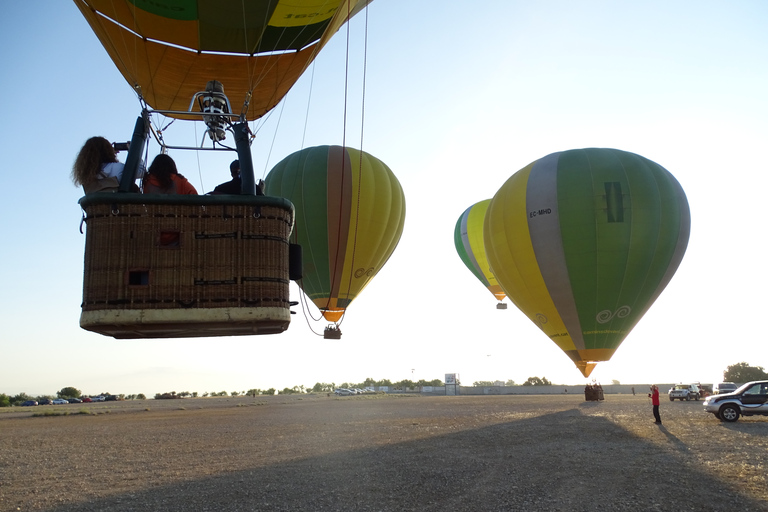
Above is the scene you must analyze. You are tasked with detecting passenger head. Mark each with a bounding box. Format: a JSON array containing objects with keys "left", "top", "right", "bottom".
[
  {"left": 148, "top": 154, "right": 178, "bottom": 188},
  {"left": 230, "top": 160, "right": 240, "bottom": 178},
  {"left": 72, "top": 136, "right": 118, "bottom": 186}
]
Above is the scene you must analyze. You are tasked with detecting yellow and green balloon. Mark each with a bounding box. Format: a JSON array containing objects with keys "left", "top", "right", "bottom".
[
  {"left": 484, "top": 148, "right": 690, "bottom": 377},
  {"left": 454, "top": 200, "right": 506, "bottom": 304},
  {"left": 266, "top": 146, "right": 405, "bottom": 323}
]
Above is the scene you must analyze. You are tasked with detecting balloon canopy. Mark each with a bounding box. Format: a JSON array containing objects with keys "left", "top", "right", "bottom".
[
  {"left": 265, "top": 146, "right": 405, "bottom": 322},
  {"left": 484, "top": 148, "right": 690, "bottom": 377},
  {"left": 74, "top": 0, "right": 371, "bottom": 120},
  {"left": 454, "top": 200, "right": 506, "bottom": 303}
]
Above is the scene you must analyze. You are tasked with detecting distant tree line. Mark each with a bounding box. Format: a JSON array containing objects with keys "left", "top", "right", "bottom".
[
  {"left": 724, "top": 362, "right": 768, "bottom": 383},
  {"left": 471, "top": 377, "right": 556, "bottom": 386},
  {"left": 5, "top": 363, "right": 764, "bottom": 407}
]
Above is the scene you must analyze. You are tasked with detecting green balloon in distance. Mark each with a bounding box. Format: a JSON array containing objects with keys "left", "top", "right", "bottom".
[
  {"left": 454, "top": 200, "right": 506, "bottom": 303},
  {"left": 484, "top": 148, "right": 690, "bottom": 378},
  {"left": 265, "top": 146, "right": 406, "bottom": 323}
]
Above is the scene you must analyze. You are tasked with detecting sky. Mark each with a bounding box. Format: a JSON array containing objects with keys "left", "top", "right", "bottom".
[{"left": 1, "top": 1, "right": 767, "bottom": 397}]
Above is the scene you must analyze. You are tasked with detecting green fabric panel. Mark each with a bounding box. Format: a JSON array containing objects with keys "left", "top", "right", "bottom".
[
  {"left": 258, "top": 22, "right": 330, "bottom": 52},
  {"left": 266, "top": 147, "right": 331, "bottom": 302},
  {"left": 197, "top": 1, "right": 278, "bottom": 53},
  {"left": 454, "top": 208, "right": 488, "bottom": 285},
  {"left": 557, "top": 149, "right": 634, "bottom": 350},
  {"left": 130, "top": 0, "right": 197, "bottom": 21},
  {"left": 557, "top": 148, "right": 686, "bottom": 352}
]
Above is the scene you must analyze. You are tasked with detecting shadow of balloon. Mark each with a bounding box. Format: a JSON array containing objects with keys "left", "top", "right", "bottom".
[{"left": 46, "top": 408, "right": 767, "bottom": 512}]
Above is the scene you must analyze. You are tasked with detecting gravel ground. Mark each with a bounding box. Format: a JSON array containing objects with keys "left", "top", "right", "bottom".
[{"left": 1, "top": 393, "right": 767, "bottom": 511}]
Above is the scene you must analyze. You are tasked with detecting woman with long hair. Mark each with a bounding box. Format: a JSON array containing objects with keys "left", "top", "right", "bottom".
[
  {"left": 143, "top": 154, "right": 197, "bottom": 194},
  {"left": 72, "top": 136, "right": 125, "bottom": 193}
]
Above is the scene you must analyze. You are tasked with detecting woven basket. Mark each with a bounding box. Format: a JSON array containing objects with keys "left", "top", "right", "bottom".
[{"left": 79, "top": 193, "right": 295, "bottom": 338}]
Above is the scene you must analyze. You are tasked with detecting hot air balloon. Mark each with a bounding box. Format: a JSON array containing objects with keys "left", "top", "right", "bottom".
[
  {"left": 265, "top": 146, "right": 405, "bottom": 337},
  {"left": 75, "top": 1, "right": 372, "bottom": 338},
  {"left": 454, "top": 200, "right": 507, "bottom": 309},
  {"left": 484, "top": 148, "right": 690, "bottom": 377}
]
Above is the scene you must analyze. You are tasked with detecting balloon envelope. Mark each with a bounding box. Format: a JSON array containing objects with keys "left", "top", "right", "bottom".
[
  {"left": 454, "top": 200, "right": 506, "bottom": 302},
  {"left": 75, "top": 0, "right": 371, "bottom": 120},
  {"left": 265, "top": 146, "right": 405, "bottom": 322},
  {"left": 484, "top": 148, "right": 690, "bottom": 377}
]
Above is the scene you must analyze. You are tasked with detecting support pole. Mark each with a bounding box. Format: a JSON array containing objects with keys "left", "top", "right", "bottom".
[
  {"left": 119, "top": 111, "right": 149, "bottom": 193},
  {"left": 233, "top": 122, "right": 255, "bottom": 195}
]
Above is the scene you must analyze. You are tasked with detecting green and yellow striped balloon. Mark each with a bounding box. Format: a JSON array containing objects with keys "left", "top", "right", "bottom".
[
  {"left": 484, "top": 148, "right": 690, "bottom": 377},
  {"left": 454, "top": 200, "right": 506, "bottom": 303},
  {"left": 266, "top": 146, "right": 405, "bottom": 323}
]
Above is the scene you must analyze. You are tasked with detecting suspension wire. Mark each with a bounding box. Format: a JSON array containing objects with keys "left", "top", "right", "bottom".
[
  {"left": 301, "top": 62, "right": 317, "bottom": 150},
  {"left": 193, "top": 121, "right": 206, "bottom": 192},
  {"left": 322, "top": 0, "right": 354, "bottom": 325},
  {"left": 335, "top": 0, "right": 370, "bottom": 329}
]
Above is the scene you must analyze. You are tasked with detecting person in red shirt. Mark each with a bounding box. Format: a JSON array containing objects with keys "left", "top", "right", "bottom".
[
  {"left": 648, "top": 385, "right": 661, "bottom": 424},
  {"left": 143, "top": 154, "right": 197, "bottom": 195}
]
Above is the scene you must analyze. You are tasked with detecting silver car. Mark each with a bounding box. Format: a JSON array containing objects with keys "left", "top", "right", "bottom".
[{"left": 703, "top": 380, "right": 768, "bottom": 422}]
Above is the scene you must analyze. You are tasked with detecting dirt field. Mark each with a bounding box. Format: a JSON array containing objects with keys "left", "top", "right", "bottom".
[{"left": 1, "top": 393, "right": 767, "bottom": 511}]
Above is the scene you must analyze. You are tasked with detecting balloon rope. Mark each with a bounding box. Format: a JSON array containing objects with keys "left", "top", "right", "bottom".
[
  {"left": 338, "top": 1, "right": 370, "bottom": 328},
  {"left": 324, "top": 0, "right": 354, "bottom": 323}
]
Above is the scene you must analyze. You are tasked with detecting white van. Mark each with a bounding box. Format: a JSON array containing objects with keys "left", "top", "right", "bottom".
[{"left": 713, "top": 382, "right": 738, "bottom": 395}]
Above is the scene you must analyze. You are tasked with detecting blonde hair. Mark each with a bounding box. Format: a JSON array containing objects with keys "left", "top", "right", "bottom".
[{"left": 72, "top": 137, "right": 117, "bottom": 187}]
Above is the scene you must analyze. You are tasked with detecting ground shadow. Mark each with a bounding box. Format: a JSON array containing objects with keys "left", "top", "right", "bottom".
[{"left": 44, "top": 408, "right": 767, "bottom": 512}]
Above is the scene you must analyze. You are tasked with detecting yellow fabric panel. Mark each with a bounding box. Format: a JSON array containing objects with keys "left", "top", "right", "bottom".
[
  {"left": 336, "top": 148, "right": 404, "bottom": 302},
  {"left": 77, "top": 2, "right": 316, "bottom": 119},
  {"left": 270, "top": 0, "right": 343, "bottom": 27},
  {"left": 575, "top": 361, "right": 597, "bottom": 378},
  {"left": 576, "top": 348, "right": 616, "bottom": 363},
  {"left": 467, "top": 200, "right": 504, "bottom": 299},
  {"left": 485, "top": 164, "right": 576, "bottom": 353}
]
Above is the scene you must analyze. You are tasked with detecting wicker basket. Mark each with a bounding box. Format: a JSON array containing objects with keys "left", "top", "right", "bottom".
[{"left": 79, "top": 193, "right": 295, "bottom": 338}]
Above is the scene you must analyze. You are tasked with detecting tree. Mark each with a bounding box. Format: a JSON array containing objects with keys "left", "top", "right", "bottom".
[
  {"left": 523, "top": 376, "right": 552, "bottom": 386},
  {"left": 724, "top": 362, "right": 768, "bottom": 383},
  {"left": 311, "top": 382, "right": 334, "bottom": 392},
  {"left": 473, "top": 381, "right": 495, "bottom": 387},
  {"left": 611, "top": 379, "right": 621, "bottom": 385},
  {"left": 0, "top": 394, "right": 10, "bottom": 407},
  {"left": 137, "top": 393, "right": 146, "bottom": 400},
  {"left": 58, "top": 387, "right": 82, "bottom": 399},
  {"left": 11, "top": 393, "right": 32, "bottom": 405},
  {"left": 505, "top": 380, "right": 516, "bottom": 386}
]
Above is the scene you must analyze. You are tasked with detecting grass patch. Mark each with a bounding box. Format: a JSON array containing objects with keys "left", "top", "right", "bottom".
[{"left": 32, "top": 409, "right": 93, "bottom": 417}]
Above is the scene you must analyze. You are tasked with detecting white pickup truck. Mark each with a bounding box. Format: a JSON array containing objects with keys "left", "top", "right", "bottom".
[{"left": 668, "top": 384, "right": 702, "bottom": 401}]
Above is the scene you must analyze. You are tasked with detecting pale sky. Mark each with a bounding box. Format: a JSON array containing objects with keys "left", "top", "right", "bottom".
[{"left": 1, "top": 1, "right": 766, "bottom": 397}]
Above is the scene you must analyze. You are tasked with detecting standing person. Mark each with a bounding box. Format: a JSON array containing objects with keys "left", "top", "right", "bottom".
[
  {"left": 648, "top": 385, "right": 661, "bottom": 424},
  {"left": 143, "top": 154, "right": 198, "bottom": 195},
  {"left": 210, "top": 160, "right": 242, "bottom": 194},
  {"left": 72, "top": 136, "right": 137, "bottom": 193}
]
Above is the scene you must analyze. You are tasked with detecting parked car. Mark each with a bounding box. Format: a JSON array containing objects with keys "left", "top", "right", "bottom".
[
  {"left": 334, "top": 388, "right": 354, "bottom": 396},
  {"left": 21, "top": 400, "right": 38, "bottom": 406},
  {"left": 703, "top": 380, "right": 768, "bottom": 422},
  {"left": 713, "top": 382, "right": 738, "bottom": 395},
  {"left": 38, "top": 398, "right": 53, "bottom": 405},
  {"left": 668, "top": 384, "right": 702, "bottom": 401},
  {"left": 91, "top": 396, "right": 106, "bottom": 402},
  {"left": 81, "top": 397, "right": 93, "bottom": 403},
  {"left": 67, "top": 397, "right": 83, "bottom": 403},
  {"left": 52, "top": 398, "right": 69, "bottom": 405}
]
